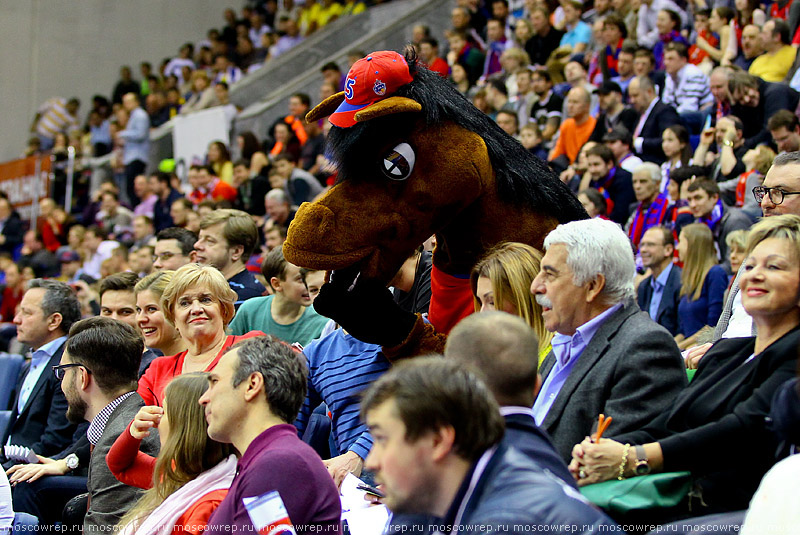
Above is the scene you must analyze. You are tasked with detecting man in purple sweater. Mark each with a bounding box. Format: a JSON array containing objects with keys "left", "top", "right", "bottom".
[{"left": 201, "top": 336, "right": 341, "bottom": 534}]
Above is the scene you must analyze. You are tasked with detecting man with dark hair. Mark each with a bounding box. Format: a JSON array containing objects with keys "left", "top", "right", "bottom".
[
  {"left": 98, "top": 272, "right": 156, "bottom": 376},
  {"left": 419, "top": 37, "right": 448, "bottom": 78},
  {"left": 444, "top": 312, "right": 576, "bottom": 488},
  {"left": 170, "top": 197, "right": 194, "bottom": 229},
  {"left": 768, "top": 109, "right": 800, "bottom": 154},
  {"left": 188, "top": 165, "right": 237, "bottom": 204},
  {"left": 81, "top": 226, "right": 119, "bottom": 281},
  {"left": 362, "top": 357, "right": 617, "bottom": 531},
  {"left": 750, "top": 19, "right": 796, "bottom": 82},
  {"left": 686, "top": 179, "right": 752, "bottom": 261},
  {"left": 57, "top": 317, "right": 158, "bottom": 532},
  {"left": 590, "top": 81, "right": 638, "bottom": 143},
  {"left": 446, "top": 31, "right": 485, "bottom": 85},
  {"left": 584, "top": 144, "right": 635, "bottom": 225},
  {"left": 628, "top": 75, "right": 681, "bottom": 163},
  {"left": 637, "top": 226, "right": 682, "bottom": 335},
  {"left": 30, "top": 97, "right": 81, "bottom": 151},
  {"left": 661, "top": 41, "right": 713, "bottom": 118},
  {"left": 529, "top": 68, "right": 563, "bottom": 144},
  {"left": 194, "top": 209, "right": 265, "bottom": 306},
  {"left": 602, "top": 126, "right": 642, "bottom": 173},
  {"left": 273, "top": 154, "right": 324, "bottom": 206},
  {"left": 201, "top": 336, "right": 341, "bottom": 534},
  {"left": 728, "top": 71, "right": 799, "bottom": 149},
  {"left": 320, "top": 61, "right": 344, "bottom": 91},
  {"left": 0, "top": 197, "right": 23, "bottom": 256},
  {"left": 611, "top": 43, "right": 636, "bottom": 96},
  {"left": 153, "top": 227, "right": 196, "bottom": 271},
  {"left": 2, "top": 280, "right": 81, "bottom": 464},
  {"left": 149, "top": 171, "right": 182, "bottom": 232},
  {"left": 18, "top": 230, "right": 59, "bottom": 278}
]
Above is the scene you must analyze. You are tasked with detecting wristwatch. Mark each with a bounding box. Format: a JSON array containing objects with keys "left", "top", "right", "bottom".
[
  {"left": 64, "top": 453, "right": 79, "bottom": 471},
  {"left": 634, "top": 445, "right": 650, "bottom": 476}
]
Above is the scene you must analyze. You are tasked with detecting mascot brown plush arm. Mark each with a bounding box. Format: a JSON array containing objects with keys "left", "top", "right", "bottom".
[{"left": 283, "top": 49, "right": 587, "bottom": 361}]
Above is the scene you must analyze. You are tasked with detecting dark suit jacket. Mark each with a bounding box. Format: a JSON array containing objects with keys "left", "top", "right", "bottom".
[
  {"left": 537, "top": 299, "right": 687, "bottom": 462},
  {"left": 0, "top": 212, "right": 24, "bottom": 255},
  {"left": 636, "top": 100, "right": 681, "bottom": 164},
  {"left": 85, "top": 392, "right": 160, "bottom": 532},
  {"left": 616, "top": 328, "right": 800, "bottom": 511},
  {"left": 1, "top": 341, "right": 76, "bottom": 459},
  {"left": 502, "top": 410, "right": 577, "bottom": 489},
  {"left": 637, "top": 264, "right": 683, "bottom": 336}
]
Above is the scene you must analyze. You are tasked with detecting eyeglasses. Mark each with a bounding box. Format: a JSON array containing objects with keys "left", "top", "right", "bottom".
[
  {"left": 753, "top": 186, "right": 800, "bottom": 205},
  {"left": 152, "top": 252, "right": 176, "bottom": 263},
  {"left": 52, "top": 363, "right": 91, "bottom": 381}
]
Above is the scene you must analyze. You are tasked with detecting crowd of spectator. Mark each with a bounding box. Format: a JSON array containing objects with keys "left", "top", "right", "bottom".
[{"left": 2, "top": 0, "right": 800, "bottom": 534}]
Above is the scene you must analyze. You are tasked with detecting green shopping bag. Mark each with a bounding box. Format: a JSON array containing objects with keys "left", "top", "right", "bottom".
[{"left": 580, "top": 472, "right": 692, "bottom": 514}]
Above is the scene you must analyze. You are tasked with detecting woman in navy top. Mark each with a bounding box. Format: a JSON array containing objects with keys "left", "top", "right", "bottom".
[{"left": 675, "top": 223, "right": 728, "bottom": 349}]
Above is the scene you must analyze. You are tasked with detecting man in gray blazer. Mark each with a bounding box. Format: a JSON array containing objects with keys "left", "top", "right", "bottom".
[
  {"left": 55, "top": 316, "right": 159, "bottom": 533},
  {"left": 530, "top": 219, "right": 686, "bottom": 464}
]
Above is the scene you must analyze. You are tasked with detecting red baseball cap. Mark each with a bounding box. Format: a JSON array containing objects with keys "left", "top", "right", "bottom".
[{"left": 329, "top": 51, "right": 413, "bottom": 128}]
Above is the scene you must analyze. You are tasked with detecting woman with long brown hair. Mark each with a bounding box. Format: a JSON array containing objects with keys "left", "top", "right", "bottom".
[
  {"left": 674, "top": 223, "right": 728, "bottom": 349},
  {"left": 471, "top": 242, "right": 554, "bottom": 363},
  {"left": 111, "top": 373, "right": 236, "bottom": 535}
]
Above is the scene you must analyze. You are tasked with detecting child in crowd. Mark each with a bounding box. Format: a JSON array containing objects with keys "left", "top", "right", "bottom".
[
  {"left": 301, "top": 268, "right": 325, "bottom": 303},
  {"left": 228, "top": 247, "right": 329, "bottom": 346},
  {"left": 520, "top": 124, "right": 548, "bottom": 161}
]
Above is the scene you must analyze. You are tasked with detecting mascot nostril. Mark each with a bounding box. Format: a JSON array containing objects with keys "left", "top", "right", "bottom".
[{"left": 283, "top": 47, "right": 587, "bottom": 361}]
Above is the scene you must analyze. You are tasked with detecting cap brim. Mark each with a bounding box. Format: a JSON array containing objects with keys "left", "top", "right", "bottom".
[{"left": 329, "top": 100, "right": 371, "bottom": 128}]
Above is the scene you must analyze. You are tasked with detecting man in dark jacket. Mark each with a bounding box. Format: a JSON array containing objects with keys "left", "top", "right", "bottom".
[
  {"left": 1, "top": 280, "right": 81, "bottom": 468},
  {"left": 445, "top": 311, "right": 577, "bottom": 488},
  {"left": 363, "top": 358, "right": 617, "bottom": 533},
  {"left": 637, "top": 226, "right": 682, "bottom": 336},
  {"left": 0, "top": 197, "right": 24, "bottom": 256}
]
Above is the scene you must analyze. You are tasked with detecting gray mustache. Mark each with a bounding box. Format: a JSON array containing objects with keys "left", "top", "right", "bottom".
[{"left": 535, "top": 295, "right": 552, "bottom": 309}]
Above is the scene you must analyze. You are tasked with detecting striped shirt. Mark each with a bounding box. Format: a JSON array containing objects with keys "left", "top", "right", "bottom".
[
  {"left": 36, "top": 98, "right": 80, "bottom": 140},
  {"left": 294, "top": 329, "right": 391, "bottom": 459},
  {"left": 662, "top": 63, "right": 713, "bottom": 114}
]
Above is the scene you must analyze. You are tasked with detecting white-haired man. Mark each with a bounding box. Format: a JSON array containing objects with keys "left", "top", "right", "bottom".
[{"left": 530, "top": 219, "right": 686, "bottom": 463}]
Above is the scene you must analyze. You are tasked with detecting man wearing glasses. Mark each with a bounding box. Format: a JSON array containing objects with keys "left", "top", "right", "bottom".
[
  {"left": 152, "top": 227, "right": 196, "bottom": 271},
  {"left": 55, "top": 317, "right": 159, "bottom": 532},
  {"left": 1, "top": 280, "right": 80, "bottom": 467}
]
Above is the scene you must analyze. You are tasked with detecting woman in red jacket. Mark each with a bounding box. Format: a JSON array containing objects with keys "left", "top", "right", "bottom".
[
  {"left": 111, "top": 373, "right": 236, "bottom": 535},
  {"left": 137, "top": 264, "right": 263, "bottom": 405}
]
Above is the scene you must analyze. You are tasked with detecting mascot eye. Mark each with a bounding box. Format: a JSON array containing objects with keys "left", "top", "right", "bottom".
[{"left": 381, "top": 143, "right": 415, "bottom": 181}]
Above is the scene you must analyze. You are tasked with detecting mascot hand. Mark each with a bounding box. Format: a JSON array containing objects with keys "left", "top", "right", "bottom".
[{"left": 314, "top": 277, "right": 417, "bottom": 347}]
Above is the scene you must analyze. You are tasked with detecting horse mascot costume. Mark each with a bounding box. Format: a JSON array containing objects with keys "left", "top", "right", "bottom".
[{"left": 283, "top": 48, "right": 587, "bottom": 359}]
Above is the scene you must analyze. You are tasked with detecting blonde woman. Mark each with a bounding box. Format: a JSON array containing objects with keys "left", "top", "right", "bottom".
[
  {"left": 471, "top": 242, "right": 553, "bottom": 363},
  {"left": 111, "top": 373, "right": 236, "bottom": 535},
  {"left": 675, "top": 224, "right": 728, "bottom": 349},
  {"left": 136, "top": 264, "right": 263, "bottom": 406},
  {"left": 135, "top": 271, "right": 188, "bottom": 358}
]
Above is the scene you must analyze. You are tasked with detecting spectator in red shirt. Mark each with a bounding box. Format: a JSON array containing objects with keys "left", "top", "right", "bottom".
[
  {"left": 188, "top": 165, "right": 238, "bottom": 205},
  {"left": 419, "top": 38, "right": 449, "bottom": 78}
]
